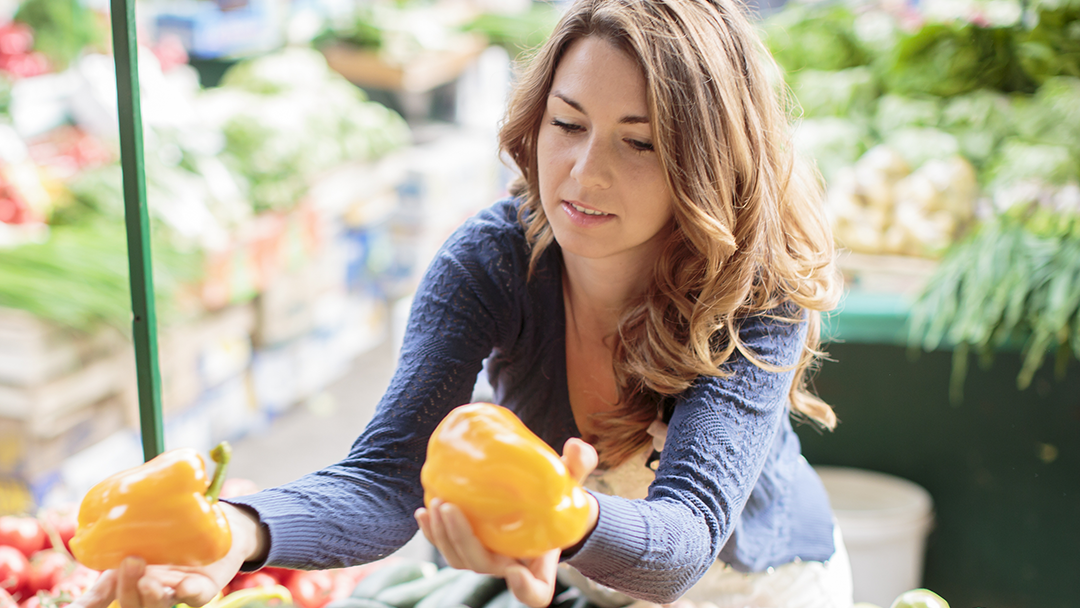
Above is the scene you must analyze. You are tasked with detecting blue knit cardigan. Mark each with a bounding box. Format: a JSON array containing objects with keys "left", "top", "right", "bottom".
[{"left": 228, "top": 198, "right": 836, "bottom": 604}]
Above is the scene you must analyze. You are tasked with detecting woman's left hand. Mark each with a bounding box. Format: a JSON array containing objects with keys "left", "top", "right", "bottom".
[{"left": 415, "top": 437, "right": 599, "bottom": 608}]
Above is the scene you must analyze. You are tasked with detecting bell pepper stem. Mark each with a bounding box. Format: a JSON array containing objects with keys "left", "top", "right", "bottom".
[{"left": 206, "top": 441, "right": 232, "bottom": 504}]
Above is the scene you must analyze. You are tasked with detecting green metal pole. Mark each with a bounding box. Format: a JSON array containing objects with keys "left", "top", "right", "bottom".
[{"left": 110, "top": 0, "right": 165, "bottom": 460}]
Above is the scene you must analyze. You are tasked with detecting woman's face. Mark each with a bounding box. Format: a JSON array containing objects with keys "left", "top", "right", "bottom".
[{"left": 536, "top": 36, "right": 674, "bottom": 266}]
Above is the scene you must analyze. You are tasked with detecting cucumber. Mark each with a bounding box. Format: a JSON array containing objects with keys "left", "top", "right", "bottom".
[
  {"left": 414, "top": 571, "right": 505, "bottom": 608},
  {"left": 479, "top": 589, "right": 513, "bottom": 608},
  {"left": 375, "top": 567, "right": 468, "bottom": 608},
  {"left": 503, "top": 593, "right": 531, "bottom": 608},
  {"left": 325, "top": 599, "right": 395, "bottom": 608},
  {"left": 352, "top": 559, "right": 440, "bottom": 599}
]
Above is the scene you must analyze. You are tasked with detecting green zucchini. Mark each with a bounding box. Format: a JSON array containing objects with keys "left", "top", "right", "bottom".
[
  {"left": 352, "top": 559, "right": 439, "bottom": 599},
  {"left": 480, "top": 590, "right": 513, "bottom": 608},
  {"left": 375, "top": 567, "right": 468, "bottom": 608}
]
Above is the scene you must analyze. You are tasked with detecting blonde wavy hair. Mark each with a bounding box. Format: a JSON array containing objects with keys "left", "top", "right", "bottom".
[{"left": 498, "top": 0, "right": 843, "bottom": 467}]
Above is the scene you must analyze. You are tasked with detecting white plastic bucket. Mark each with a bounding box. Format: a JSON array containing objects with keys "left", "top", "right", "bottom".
[{"left": 815, "top": 466, "right": 935, "bottom": 608}]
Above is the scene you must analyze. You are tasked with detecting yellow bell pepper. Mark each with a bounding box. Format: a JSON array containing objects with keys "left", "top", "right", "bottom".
[
  {"left": 420, "top": 403, "right": 591, "bottom": 558},
  {"left": 69, "top": 442, "right": 234, "bottom": 571}
]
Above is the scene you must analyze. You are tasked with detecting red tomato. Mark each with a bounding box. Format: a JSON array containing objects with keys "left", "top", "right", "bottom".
[
  {"left": 48, "top": 566, "right": 98, "bottom": 598},
  {"left": 25, "top": 552, "right": 73, "bottom": 597},
  {"left": 284, "top": 570, "right": 335, "bottom": 608},
  {"left": 0, "top": 518, "right": 47, "bottom": 559},
  {"left": 259, "top": 567, "right": 297, "bottom": 587},
  {"left": 226, "top": 571, "right": 278, "bottom": 594},
  {"left": 38, "top": 509, "right": 77, "bottom": 553},
  {"left": 0, "top": 546, "right": 29, "bottom": 597}
]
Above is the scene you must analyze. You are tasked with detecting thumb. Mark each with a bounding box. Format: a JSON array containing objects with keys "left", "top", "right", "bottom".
[{"left": 562, "top": 438, "right": 598, "bottom": 484}]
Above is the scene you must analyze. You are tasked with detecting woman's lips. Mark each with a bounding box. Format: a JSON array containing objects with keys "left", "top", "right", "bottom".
[{"left": 561, "top": 200, "right": 614, "bottom": 226}]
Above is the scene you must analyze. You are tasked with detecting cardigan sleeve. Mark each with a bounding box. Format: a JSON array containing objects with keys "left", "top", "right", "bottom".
[
  {"left": 565, "top": 309, "right": 809, "bottom": 604},
  {"left": 225, "top": 207, "right": 523, "bottom": 570}
]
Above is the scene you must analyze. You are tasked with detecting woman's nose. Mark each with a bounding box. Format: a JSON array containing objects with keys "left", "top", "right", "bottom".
[{"left": 570, "top": 136, "right": 613, "bottom": 190}]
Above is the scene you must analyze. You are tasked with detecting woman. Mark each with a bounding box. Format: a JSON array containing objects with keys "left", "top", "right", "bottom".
[{"left": 72, "top": 1, "right": 849, "bottom": 607}]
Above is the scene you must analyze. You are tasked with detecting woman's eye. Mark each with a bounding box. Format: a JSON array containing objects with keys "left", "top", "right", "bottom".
[
  {"left": 627, "top": 139, "right": 654, "bottom": 152},
  {"left": 551, "top": 119, "right": 583, "bottom": 133}
]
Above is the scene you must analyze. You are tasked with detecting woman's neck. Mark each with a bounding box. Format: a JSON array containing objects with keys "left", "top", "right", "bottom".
[{"left": 562, "top": 252, "right": 653, "bottom": 339}]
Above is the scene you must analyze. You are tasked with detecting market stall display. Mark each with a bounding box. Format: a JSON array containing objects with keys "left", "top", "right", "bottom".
[
  {"left": 0, "top": 0, "right": 418, "bottom": 512},
  {"left": 763, "top": 0, "right": 1080, "bottom": 386}
]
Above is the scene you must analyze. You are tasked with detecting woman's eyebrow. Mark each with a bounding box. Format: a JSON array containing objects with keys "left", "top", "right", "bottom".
[{"left": 551, "top": 92, "right": 650, "bottom": 125}]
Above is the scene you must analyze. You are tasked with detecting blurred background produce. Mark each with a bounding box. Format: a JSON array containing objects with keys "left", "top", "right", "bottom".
[{"left": 0, "top": 1, "right": 1075, "bottom": 607}]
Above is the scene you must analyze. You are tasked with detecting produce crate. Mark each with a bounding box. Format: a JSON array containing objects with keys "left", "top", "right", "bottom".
[
  {"left": 115, "top": 304, "right": 256, "bottom": 422},
  {"left": 0, "top": 394, "right": 128, "bottom": 484},
  {"left": 0, "top": 307, "right": 123, "bottom": 387},
  {"left": 0, "top": 347, "right": 129, "bottom": 437}
]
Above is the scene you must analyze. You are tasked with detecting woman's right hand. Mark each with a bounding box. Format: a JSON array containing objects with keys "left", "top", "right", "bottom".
[{"left": 70, "top": 503, "right": 267, "bottom": 608}]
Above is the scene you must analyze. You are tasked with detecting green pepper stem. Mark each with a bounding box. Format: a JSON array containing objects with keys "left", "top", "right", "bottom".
[{"left": 206, "top": 441, "right": 232, "bottom": 504}]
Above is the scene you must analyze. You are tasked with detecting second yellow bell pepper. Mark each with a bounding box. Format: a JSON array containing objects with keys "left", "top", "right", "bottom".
[
  {"left": 420, "top": 403, "right": 591, "bottom": 558},
  {"left": 69, "top": 442, "right": 234, "bottom": 571}
]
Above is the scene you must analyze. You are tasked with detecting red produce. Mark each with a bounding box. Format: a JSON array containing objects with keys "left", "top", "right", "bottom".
[
  {"left": 226, "top": 571, "right": 278, "bottom": 594},
  {"left": 0, "top": 546, "right": 28, "bottom": 598},
  {"left": 37, "top": 510, "right": 76, "bottom": 554},
  {"left": 285, "top": 570, "right": 335, "bottom": 608},
  {"left": 24, "top": 552, "right": 72, "bottom": 597},
  {"left": 48, "top": 566, "right": 98, "bottom": 598},
  {"left": 0, "top": 519, "right": 47, "bottom": 561},
  {"left": 259, "top": 567, "right": 297, "bottom": 587}
]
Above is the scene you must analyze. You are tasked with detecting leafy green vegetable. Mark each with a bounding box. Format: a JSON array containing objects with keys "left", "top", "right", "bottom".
[
  {"left": 883, "top": 127, "right": 961, "bottom": 170},
  {"left": 909, "top": 206, "right": 1080, "bottom": 399},
  {"left": 313, "top": 6, "right": 386, "bottom": 51},
  {"left": 791, "top": 67, "right": 879, "bottom": 119},
  {"left": 208, "top": 48, "right": 410, "bottom": 213},
  {"left": 985, "top": 139, "right": 1079, "bottom": 190},
  {"left": 1009, "top": 76, "right": 1080, "bottom": 158},
  {"left": 461, "top": 4, "right": 562, "bottom": 59},
  {"left": 1016, "top": 0, "right": 1080, "bottom": 85},
  {"left": 873, "top": 94, "right": 943, "bottom": 136},
  {"left": 938, "top": 89, "right": 1015, "bottom": 167},
  {"left": 0, "top": 221, "right": 201, "bottom": 333},
  {"left": 13, "top": 0, "right": 104, "bottom": 70},
  {"left": 762, "top": 3, "right": 871, "bottom": 74},
  {"left": 878, "top": 21, "right": 1033, "bottom": 98}
]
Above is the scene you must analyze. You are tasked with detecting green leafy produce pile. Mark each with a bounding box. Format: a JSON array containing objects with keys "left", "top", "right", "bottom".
[
  {"left": 765, "top": 0, "right": 1080, "bottom": 186},
  {"left": 0, "top": 44, "right": 409, "bottom": 334},
  {"left": 764, "top": 0, "right": 1080, "bottom": 388},
  {"left": 909, "top": 200, "right": 1080, "bottom": 398},
  {"left": 13, "top": 0, "right": 104, "bottom": 70},
  {"left": 0, "top": 221, "right": 201, "bottom": 333},
  {"left": 205, "top": 47, "right": 410, "bottom": 213}
]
